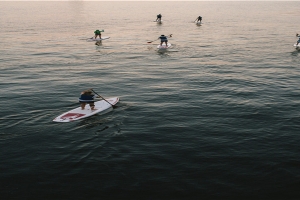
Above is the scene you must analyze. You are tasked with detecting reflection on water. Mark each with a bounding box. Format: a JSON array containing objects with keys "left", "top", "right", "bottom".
[
  {"left": 95, "top": 41, "right": 102, "bottom": 46},
  {"left": 291, "top": 49, "right": 300, "bottom": 54}
]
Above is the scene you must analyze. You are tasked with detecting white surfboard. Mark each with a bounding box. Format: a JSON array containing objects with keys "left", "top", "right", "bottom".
[
  {"left": 157, "top": 43, "right": 171, "bottom": 49},
  {"left": 53, "top": 97, "right": 119, "bottom": 122},
  {"left": 195, "top": 21, "right": 202, "bottom": 25},
  {"left": 154, "top": 20, "right": 162, "bottom": 23},
  {"left": 294, "top": 43, "right": 300, "bottom": 48},
  {"left": 87, "top": 36, "right": 110, "bottom": 42}
]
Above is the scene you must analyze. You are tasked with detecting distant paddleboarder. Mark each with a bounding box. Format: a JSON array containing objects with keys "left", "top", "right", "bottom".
[
  {"left": 94, "top": 29, "right": 102, "bottom": 39},
  {"left": 296, "top": 33, "right": 300, "bottom": 45},
  {"left": 158, "top": 34, "right": 172, "bottom": 46},
  {"left": 195, "top": 16, "right": 202, "bottom": 23},
  {"left": 156, "top": 14, "right": 162, "bottom": 22}
]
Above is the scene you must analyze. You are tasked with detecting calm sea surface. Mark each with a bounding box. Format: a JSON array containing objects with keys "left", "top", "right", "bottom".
[{"left": 1, "top": 1, "right": 300, "bottom": 199}]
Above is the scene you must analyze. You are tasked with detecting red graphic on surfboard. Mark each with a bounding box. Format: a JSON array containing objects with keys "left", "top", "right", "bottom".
[{"left": 61, "top": 113, "right": 85, "bottom": 121}]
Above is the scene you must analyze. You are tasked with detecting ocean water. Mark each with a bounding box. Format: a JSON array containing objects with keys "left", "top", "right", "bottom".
[{"left": 1, "top": 1, "right": 300, "bottom": 199}]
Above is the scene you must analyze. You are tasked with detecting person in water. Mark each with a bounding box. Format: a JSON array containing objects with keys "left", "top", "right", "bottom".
[
  {"left": 159, "top": 34, "right": 172, "bottom": 46},
  {"left": 296, "top": 33, "right": 300, "bottom": 45},
  {"left": 195, "top": 16, "right": 202, "bottom": 23},
  {"left": 79, "top": 89, "right": 98, "bottom": 110},
  {"left": 156, "top": 14, "right": 162, "bottom": 22},
  {"left": 94, "top": 29, "right": 102, "bottom": 39}
]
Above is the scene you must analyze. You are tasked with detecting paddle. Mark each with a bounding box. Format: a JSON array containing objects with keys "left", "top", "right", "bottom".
[
  {"left": 147, "top": 34, "right": 172, "bottom": 43},
  {"left": 147, "top": 38, "right": 159, "bottom": 43},
  {"left": 91, "top": 89, "right": 117, "bottom": 108}
]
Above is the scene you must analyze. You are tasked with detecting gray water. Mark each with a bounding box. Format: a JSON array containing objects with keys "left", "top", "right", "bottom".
[{"left": 1, "top": 1, "right": 300, "bottom": 199}]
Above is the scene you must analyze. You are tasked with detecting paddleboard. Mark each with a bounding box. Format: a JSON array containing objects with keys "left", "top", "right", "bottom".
[
  {"left": 157, "top": 43, "right": 171, "bottom": 49},
  {"left": 155, "top": 20, "right": 162, "bottom": 23},
  {"left": 294, "top": 43, "right": 300, "bottom": 48},
  {"left": 195, "top": 21, "right": 202, "bottom": 25},
  {"left": 87, "top": 36, "right": 110, "bottom": 42},
  {"left": 53, "top": 97, "right": 119, "bottom": 122}
]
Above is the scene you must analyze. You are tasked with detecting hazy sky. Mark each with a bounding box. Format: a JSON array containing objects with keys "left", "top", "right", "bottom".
[{"left": 1, "top": 0, "right": 298, "bottom": 1}]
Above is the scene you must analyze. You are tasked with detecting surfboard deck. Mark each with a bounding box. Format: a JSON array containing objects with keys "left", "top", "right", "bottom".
[
  {"left": 157, "top": 43, "right": 171, "bottom": 49},
  {"left": 87, "top": 36, "right": 110, "bottom": 42},
  {"left": 154, "top": 20, "right": 162, "bottom": 23},
  {"left": 53, "top": 97, "right": 119, "bottom": 122},
  {"left": 294, "top": 43, "right": 300, "bottom": 48}
]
